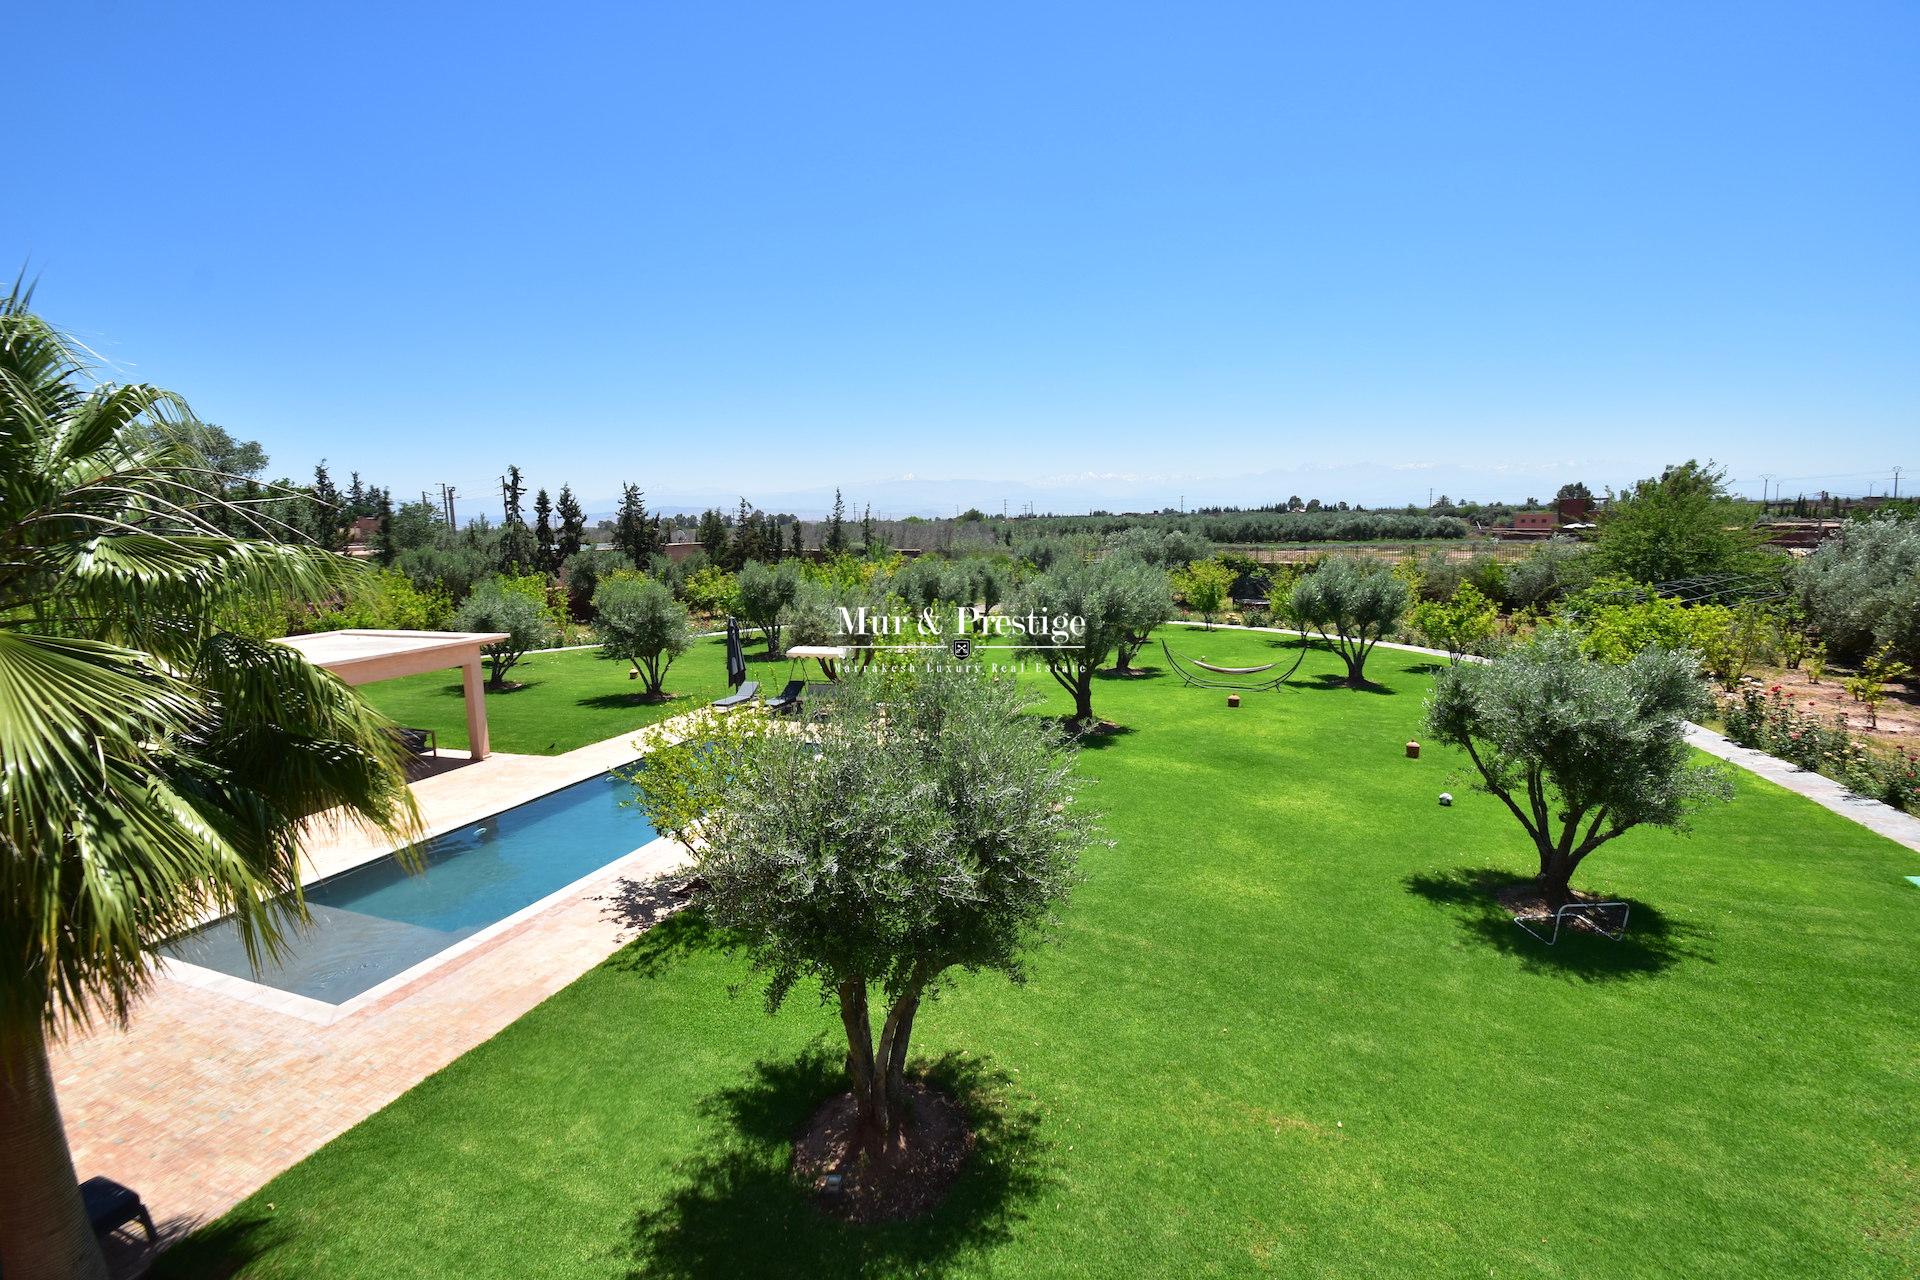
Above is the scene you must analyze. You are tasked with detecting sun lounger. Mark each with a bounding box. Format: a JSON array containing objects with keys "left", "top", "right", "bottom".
[
  {"left": 81, "top": 1176, "right": 156, "bottom": 1242},
  {"left": 765, "top": 679, "right": 806, "bottom": 715},
  {"left": 711, "top": 680, "right": 759, "bottom": 710},
  {"left": 389, "top": 725, "right": 437, "bottom": 758}
]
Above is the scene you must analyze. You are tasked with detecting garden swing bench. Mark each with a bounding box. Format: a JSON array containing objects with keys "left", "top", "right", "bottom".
[{"left": 1159, "top": 638, "right": 1308, "bottom": 692}]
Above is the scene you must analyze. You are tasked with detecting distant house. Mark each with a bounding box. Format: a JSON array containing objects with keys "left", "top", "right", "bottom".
[
  {"left": 1556, "top": 495, "right": 1595, "bottom": 524},
  {"left": 1493, "top": 498, "right": 1598, "bottom": 541},
  {"left": 344, "top": 515, "right": 382, "bottom": 557}
]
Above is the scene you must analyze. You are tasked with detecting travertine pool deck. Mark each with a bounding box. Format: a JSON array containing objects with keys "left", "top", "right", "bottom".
[{"left": 50, "top": 722, "right": 695, "bottom": 1257}]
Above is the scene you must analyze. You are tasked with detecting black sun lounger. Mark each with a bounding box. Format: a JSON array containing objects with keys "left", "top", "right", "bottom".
[
  {"left": 711, "top": 680, "right": 759, "bottom": 710},
  {"left": 765, "top": 679, "right": 806, "bottom": 715}
]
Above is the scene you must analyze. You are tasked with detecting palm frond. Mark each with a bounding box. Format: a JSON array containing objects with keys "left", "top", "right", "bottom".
[{"left": 0, "top": 292, "right": 420, "bottom": 1038}]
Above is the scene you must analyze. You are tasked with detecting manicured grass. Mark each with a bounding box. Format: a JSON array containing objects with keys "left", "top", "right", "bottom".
[
  {"left": 359, "top": 635, "right": 753, "bottom": 755},
  {"left": 166, "top": 628, "right": 1918, "bottom": 1277}
]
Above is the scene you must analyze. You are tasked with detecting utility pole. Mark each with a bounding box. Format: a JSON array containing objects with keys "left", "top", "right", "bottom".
[
  {"left": 438, "top": 483, "right": 458, "bottom": 528},
  {"left": 1757, "top": 473, "right": 1774, "bottom": 513},
  {"left": 1895, "top": 466, "right": 1904, "bottom": 500}
]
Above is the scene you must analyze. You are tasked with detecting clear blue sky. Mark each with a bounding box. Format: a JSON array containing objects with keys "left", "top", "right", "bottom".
[{"left": 13, "top": 1, "right": 1917, "bottom": 514}]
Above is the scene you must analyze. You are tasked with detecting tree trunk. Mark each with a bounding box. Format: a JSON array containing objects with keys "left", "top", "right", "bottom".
[
  {"left": 836, "top": 980, "right": 889, "bottom": 1160},
  {"left": 0, "top": 1027, "right": 110, "bottom": 1280},
  {"left": 879, "top": 982, "right": 923, "bottom": 1115},
  {"left": 1074, "top": 668, "right": 1095, "bottom": 722},
  {"left": 1343, "top": 653, "right": 1367, "bottom": 687},
  {"left": 1536, "top": 846, "right": 1575, "bottom": 907}
]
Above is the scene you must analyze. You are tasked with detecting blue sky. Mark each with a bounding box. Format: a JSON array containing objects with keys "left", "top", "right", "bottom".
[{"left": 13, "top": 1, "right": 1917, "bottom": 515}]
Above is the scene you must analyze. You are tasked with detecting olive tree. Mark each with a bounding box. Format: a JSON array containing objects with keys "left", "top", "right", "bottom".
[
  {"left": 1108, "top": 552, "right": 1175, "bottom": 674},
  {"left": 1425, "top": 629, "right": 1732, "bottom": 903},
  {"left": 594, "top": 574, "right": 691, "bottom": 697},
  {"left": 1017, "top": 554, "right": 1172, "bottom": 721},
  {"left": 639, "top": 669, "right": 1094, "bottom": 1161},
  {"left": 1288, "top": 556, "right": 1409, "bottom": 687},
  {"left": 1795, "top": 513, "right": 1920, "bottom": 665},
  {"left": 733, "top": 558, "right": 801, "bottom": 658},
  {"left": 453, "top": 576, "right": 553, "bottom": 688}
]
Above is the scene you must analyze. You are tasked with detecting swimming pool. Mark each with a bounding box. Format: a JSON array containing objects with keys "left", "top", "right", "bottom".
[{"left": 164, "top": 770, "right": 657, "bottom": 1005}]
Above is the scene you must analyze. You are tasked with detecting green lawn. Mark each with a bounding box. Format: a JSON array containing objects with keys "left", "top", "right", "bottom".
[
  {"left": 166, "top": 628, "right": 1918, "bottom": 1278},
  {"left": 360, "top": 634, "right": 754, "bottom": 756}
]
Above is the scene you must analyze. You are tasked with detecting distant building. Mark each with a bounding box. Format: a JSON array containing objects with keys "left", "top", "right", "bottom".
[
  {"left": 344, "top": 515, "right": 382, "bottom": 557},
  {"left": 1493, "top": 499, "right": 1597, "bottom": 541},
  {"left": 1556, "top": 495, "right": 1595, "bottom": 524}
]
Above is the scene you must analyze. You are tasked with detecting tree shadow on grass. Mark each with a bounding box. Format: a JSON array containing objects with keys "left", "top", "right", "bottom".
[
  {"left": 602, "top": 903, "right": 728, "bottom": 978},
  {"left": 1299, "top": 672, "right": 1396, "bottom": 695},
  {"left": 626, "top": 1045, "right": 1050, "bottom": 1280},
  {"left": 1402, "top": 867, "right": 1714, "bottom": 981},
  {"left": 420, "top": 677, "right": 545, "bottom": 700},
  {"left": 1097, "top": 666, "right": 1167, "bottom": 681},
  {"left": 485, "top": 679, "right": 543, "bottom": 696},
  {"left": 146, "top": 1212, "right": 284, "bottom": 1279},
  {"left": 1053, "top": 720, "right": 1138, "bottom": 750},
  {"left": 577, "top": 690, "right": 685, "bottom": 710}
]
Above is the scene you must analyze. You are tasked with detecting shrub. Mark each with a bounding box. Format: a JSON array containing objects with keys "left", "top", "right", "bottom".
[
  {"left": 1845, "top": 645, "right": 1913, "bottom": 729},
  {"left": 561, "top": 548, "right": 636, "bottom": 621},
  {"left": 1412, "top": 550, "right": 1507, "bottom": 606},
  {"left": 1693, "top": 602, "right": 1780, "bottom": 689},
  {"left": 594, "top": 573, "right": 692, "bottom": 697},
  {"left": 1795, "top": 513, "right": 1920, "bottom": 665},
  {"left": 1407, "top": 582, "right": 1499, "bottom": 663},
  {"left": 312, "top": 568, "right": 453, "bottom": 633},
  {"left": 1595, "top": 459, "right": 1774, "bottom": 584},
  {"left": 784, "top": 579, "right": 852, "bottom": 650},
  {"left": 1564, "top": 582, "right": 1727, "bottom": 666},
  {"left": 1172, "top": 559, "right": 1237, "bottom": 629},
  {"left": 1722, "top": 684, "right": 1920, "bottom": 813},
  {"left": 453, "top": 577, "right": 554, "bottom": 688},
  {"left": 1502, "top": 539, "right": 1596, "bottom": 611},
  {"left": 682, "top": 564, "right": 737, "bottom": 617},
  {"left": 395, "top": 538, "right": 497, "bottom": 602}
]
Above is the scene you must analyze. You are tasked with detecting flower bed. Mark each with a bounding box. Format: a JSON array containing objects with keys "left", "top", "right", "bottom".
[{"left": 1722, "top": 684, "right": 1920, "bottom": 814}]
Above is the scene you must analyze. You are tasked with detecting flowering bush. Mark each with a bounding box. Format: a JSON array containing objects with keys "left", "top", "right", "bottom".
[{"left": 1721, "top": 685, "right": 1920, "bottom": 813}]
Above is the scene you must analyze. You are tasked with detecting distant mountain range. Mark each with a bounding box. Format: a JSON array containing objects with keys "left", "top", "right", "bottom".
[{"left": 582, "top": 461, "right": 1626, "bottom": 522}]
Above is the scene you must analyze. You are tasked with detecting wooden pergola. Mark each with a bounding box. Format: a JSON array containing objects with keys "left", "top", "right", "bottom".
[{"left": 276, "top": 629, "right": 511, "bottom": 760}]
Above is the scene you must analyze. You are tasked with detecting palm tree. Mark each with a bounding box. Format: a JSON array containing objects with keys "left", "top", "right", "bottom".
[{"left": 0, "top": 285, "right": 420, "bottom": 1279}]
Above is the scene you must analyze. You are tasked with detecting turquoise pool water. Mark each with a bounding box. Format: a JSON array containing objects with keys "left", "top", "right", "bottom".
[{"left": 165, "top": 770, "right": 656, "bottom": 1005}]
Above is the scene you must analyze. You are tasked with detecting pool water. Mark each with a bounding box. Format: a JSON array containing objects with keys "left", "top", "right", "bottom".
[{"left": 165, "top": 770, "right": 657, "bottom": 1005}]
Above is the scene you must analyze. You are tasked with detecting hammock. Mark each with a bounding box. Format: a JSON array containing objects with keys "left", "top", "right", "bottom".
[
  {"left": 1191, "top": 657, "right": 1278, "bottom": 675},
  {"left": 1160, "top": 638, "right": 1307, "bottom": 691}
]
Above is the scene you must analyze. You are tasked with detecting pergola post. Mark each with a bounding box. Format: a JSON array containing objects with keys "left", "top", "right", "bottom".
[
  {"left": 275, "top": 630, "right": 510, "bottom": 767},
  {"left": 462, "top": 657, "right": 491, "bottom": 760}
]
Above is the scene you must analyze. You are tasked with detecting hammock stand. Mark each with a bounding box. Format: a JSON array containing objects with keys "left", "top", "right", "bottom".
[{"left": 1160, "top": 638, "right": 1306, "bottom": 691}]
